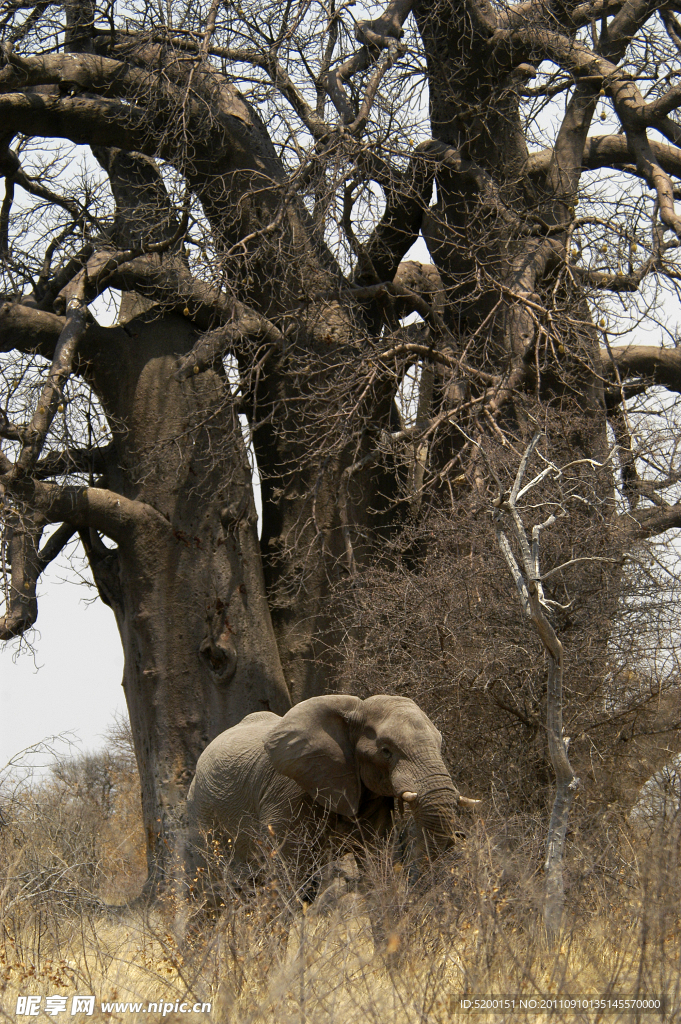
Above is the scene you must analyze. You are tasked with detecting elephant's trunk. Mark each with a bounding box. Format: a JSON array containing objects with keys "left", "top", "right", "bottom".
[{"left": 403, "top": 776, "right": 461, "bottom": 849}]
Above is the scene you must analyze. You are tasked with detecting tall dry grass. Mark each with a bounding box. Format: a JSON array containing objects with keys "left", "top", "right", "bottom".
[{"left": 1, "top": 726, "right": 680, "bottom": 1024}]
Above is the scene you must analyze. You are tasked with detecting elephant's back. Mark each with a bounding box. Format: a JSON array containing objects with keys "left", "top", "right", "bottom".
[
  {"left": 190, "top": 713, "right": 315, "bottom": 858},
  {"left": 189, "top": 713, "right": 282, "bottom": 826}
]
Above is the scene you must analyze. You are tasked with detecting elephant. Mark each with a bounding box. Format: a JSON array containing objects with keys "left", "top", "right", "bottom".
[
  {"left": 629, "top": 754, "right": 681, "bottom": 838},
  {"left": 185, "top": 693, "right": 478, "bottom": 882}
]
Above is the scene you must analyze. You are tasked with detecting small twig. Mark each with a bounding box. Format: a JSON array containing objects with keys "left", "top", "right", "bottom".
[
  {"left": 510, "top": 431, "right": 542, "bottom": 504},
  {"left": 540, "top": 554, "right": 625, "bottom": 581}
]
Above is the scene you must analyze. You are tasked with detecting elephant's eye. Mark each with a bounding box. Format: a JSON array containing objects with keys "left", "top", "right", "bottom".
[{"left": 380, "top": 745, "right": 392, "bottom": 760}]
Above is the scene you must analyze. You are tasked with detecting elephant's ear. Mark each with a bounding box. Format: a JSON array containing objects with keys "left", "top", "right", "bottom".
[{"left": 264, "top": 695, "right": 363, "bottom": 816}]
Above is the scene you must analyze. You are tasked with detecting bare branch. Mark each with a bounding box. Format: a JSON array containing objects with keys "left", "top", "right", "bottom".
[
  {"left": 527, "top": 135, "right": 681, "bottom": 181},
  {"left": 35, "top": 521, "right": 77, "bottom": 574},
  {"left": 0, "top": 301, "right": 67, "bottom": 359},
  {"left": 624, "top": 502, "right": 681, "bottom": 540},
  {"left": 8, "top": 293, "right": 88, "bottom": 481},
  {"left": 509, "top": 431, "right": 542, "bottom": 504},
  {"left": 0, "top": 515, "right": 41, "bottom": 639},
  {"left": 601, "top": 345, "right": 681, "bottom": 393},
  {"left": 1, "top": 477, "right": 168, "bottom": 544},
  {"left": 324, "top": 0, "right": 413, "bottom": 124},
  {"left": 33, "top": 443, "right": 114, "bottom": 480},
  {"left": 496, "top": 527, "right": 531, "bottom": 615},
  {"left": 175, "top": 312, "right": 283, "bottom": 380}
]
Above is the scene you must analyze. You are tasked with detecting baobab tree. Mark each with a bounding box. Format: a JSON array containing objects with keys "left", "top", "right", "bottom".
[{"left": 2, "top": 0, "right": 681, "bottom": 886}]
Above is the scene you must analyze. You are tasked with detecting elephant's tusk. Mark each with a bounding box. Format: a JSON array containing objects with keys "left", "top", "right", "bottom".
[
  {"left": 458, "top": 795, "right": 482, "bottom": 807},
  {"left": 401, "top": 791, "right": 418, "bottom": 803}
]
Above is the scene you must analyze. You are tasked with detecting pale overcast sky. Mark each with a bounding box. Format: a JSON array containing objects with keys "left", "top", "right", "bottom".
[
  {"left": 0, "top": 552, "right": 125, "bottom": 768},
  {"left": 1, "top": 288, "right": 125, "bottom": 770}
]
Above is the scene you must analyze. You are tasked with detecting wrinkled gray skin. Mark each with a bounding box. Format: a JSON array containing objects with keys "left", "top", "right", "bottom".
[
  {"left": 186, "top": 694, "right": 464, "bottom": 869},
  {"left": 630, "top": 754, "right": 681, "bottom": 838}
]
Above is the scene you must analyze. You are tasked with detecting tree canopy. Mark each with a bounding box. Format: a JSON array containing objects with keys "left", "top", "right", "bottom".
[{"left": 2, "top": 0, "right": 681, "bottom": 885}]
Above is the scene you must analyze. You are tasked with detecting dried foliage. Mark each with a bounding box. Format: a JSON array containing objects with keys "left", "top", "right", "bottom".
[{"left": 1, "top": 738, "right": 681, "bottom": 1022}]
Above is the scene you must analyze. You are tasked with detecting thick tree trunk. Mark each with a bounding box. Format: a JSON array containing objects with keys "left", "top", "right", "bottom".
[
  {"left": 81, "top": 313, "right": 291, "bottom": 883},
  {"left": 255, "top": 402, "right": 402, "bottom": 704}
]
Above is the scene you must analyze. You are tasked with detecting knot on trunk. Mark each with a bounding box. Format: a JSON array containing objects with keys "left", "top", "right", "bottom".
[
  {"left": 199, "top": 628, "right": 237, "bottom": 684},
  {"left": 220, "top": 492, "right": 256, "bottom": 533}
]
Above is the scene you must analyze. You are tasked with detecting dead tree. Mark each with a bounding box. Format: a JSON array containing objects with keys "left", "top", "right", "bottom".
[{"left": 495, "top": 434, "right": 631, "bottom": 938}]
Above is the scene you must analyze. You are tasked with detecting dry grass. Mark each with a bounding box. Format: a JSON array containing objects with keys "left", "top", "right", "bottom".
[{"left": 2, "top": 736, "right": 681, "bottom": 1024}]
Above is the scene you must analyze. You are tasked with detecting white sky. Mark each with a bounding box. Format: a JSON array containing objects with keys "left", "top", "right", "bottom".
[
  {"left": 0, "top": 289, "right": 126, "bottom": 770},
  {"left": 0, "top": 556, "right": 125, "bottom": 769}
]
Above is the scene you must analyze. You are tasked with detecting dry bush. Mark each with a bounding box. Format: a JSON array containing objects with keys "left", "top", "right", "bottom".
[
  {"left": 332, "top": 488, "right": 681, "bottom": 834},
  {"left": 165, "top": 809, "right": 681, "bottom": 1023},
  {"left": 2, "top": 722, "right": 681, "bottom": 1023},
  {"left": 0, "top": 719, "right": 146, "bottom": 912}
]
